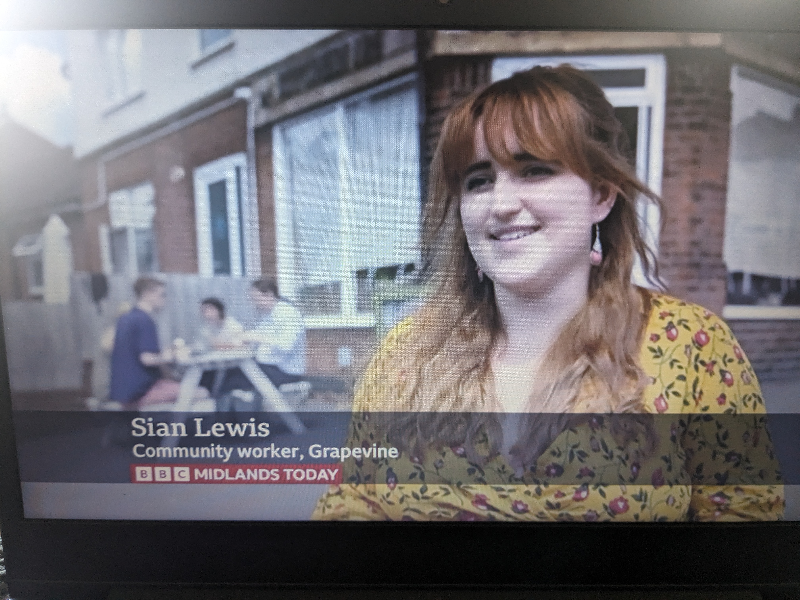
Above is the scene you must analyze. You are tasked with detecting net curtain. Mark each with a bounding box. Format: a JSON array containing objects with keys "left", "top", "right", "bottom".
[
  {"left": 278, "top": 82, "right": 421, "bottom": 292},
  {"left": 724, "top": 68, "right": 800, "bottom": 280}
]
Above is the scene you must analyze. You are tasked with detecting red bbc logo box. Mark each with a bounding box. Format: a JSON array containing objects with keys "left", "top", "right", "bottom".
[{"left": 130, "top": 464, "right": 342, "bottom": 484}]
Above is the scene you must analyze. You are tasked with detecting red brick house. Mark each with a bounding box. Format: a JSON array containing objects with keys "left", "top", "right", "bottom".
[
  {"left": 248, "top": 30, "right": 800, "bottom": 380},
  {"left": 65, "top": 29, "right": 799, "bottom": 382}
]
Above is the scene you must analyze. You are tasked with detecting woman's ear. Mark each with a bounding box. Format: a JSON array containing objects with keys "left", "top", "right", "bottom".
[{"left": 591, "top": 182, "right": 618, "bottom": 223}]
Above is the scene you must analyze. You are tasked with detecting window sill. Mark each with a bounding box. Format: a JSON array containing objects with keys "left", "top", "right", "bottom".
[
  {"left": 190, "top": 39, "right": 235, "bottom": 69},
  {"left": 304, "top": 313, "right": 376, "bottom": 330},
  {"left": 722, "top": 305, "right": 800, "bottom": 320},
  {"left": 102, "top": 90, "right": 145, "bottom": 117}
]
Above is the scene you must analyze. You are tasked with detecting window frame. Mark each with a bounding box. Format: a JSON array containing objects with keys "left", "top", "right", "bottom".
[
  {"left": 99, "top": 181, "right": 158, "bottom": 277},
  {"left": 191, "top": 29, "right": 235, "bottom": 69},
  {"left": 97, "top": 29, "right": 145, "bottom": 114},
  {"left": 11, "top": 234, "right": 44, "bottom": 297},
  {"left": 272, "top": 73, "right": 421, "bottom": 329},
  {"left": 492, "top": 54, "right": 667, "bottom": 287}
]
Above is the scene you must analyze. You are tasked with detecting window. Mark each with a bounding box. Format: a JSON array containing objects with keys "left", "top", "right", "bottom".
[
  {"left": 101, "top": 182, "right": 157, "bottom": 276},
  {"left": 723, "top": 66, "right": 800, "bottom": 319},
  {"left": 199, "top": 29, "right": 232, "bottom": 53},
  {"left": 96, "top": 29, "right": 143, "bottom": 106},
  {"left": 273, "top": 75, "right": 421, "bottom": 327},
  {"left": 492, "top": 55, "right": 667, "bottom": 286},
  {"left": 193, "top": 153, "right": 248, "bottom": 277},
  {"left": 12, "top": 233, "right": 44, "bottom": 296}
]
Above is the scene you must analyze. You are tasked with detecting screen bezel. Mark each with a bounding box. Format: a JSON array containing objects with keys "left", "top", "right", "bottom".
[{"left": 1, "top": 0, "right": 799, "bottom": 597}]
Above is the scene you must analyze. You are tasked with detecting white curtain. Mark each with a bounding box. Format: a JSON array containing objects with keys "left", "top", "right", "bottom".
[
  {"left": 343, "top": 83, "right": 421, "bottom": 271},
  {"left": 108, "top": 182, "right": 154, "bottom": 229},
  {"left": 280, "top": 110, "right": 342, "bottom": 287},
  {"left": 724, "top": 67, "right": 800, "bottom": 280},
  {"left": 277, "top": 78, "right": 421, "bottom": 307}
]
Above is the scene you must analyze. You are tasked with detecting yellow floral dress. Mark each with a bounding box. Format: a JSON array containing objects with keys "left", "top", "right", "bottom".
[{"left": 312, "top": 292, "right": 785, "bottom": 521}]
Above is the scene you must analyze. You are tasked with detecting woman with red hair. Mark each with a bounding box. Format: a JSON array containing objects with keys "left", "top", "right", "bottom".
[{"left": 313, "top": 65, "right": 783, "bottom": 521}]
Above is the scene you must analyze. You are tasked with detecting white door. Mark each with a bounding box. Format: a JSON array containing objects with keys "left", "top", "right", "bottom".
[{"left": 193, "top": 153, "right": 248, "bottom": 277}]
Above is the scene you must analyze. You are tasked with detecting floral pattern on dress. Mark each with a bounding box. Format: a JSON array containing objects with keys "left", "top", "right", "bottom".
[{"left": 311, "top": 292, "right": 784, "bottom": 521}]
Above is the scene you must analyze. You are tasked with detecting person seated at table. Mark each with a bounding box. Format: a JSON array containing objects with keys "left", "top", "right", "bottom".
[
  {"left": 110, "top": 276, "right": 208, "bottom": 409},
  {"left": 196, "top": 297, "right": 245, "bottom": 351},
  {"left": 218, "top": 278, "right": 309, "bottom": 406},
  {"left": 196, "top": 297, "right": 245, "bottom": 395}
]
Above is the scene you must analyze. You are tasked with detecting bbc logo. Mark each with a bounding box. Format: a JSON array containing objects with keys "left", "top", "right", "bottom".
[{"left": 133, "top": 465, "right": 191, "bottom": 483}]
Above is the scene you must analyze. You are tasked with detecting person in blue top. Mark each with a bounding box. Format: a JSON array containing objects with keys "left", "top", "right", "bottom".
[
  {"left": 109, "top": 276, "right": 202, "bottom": 408},
  {"left": 218, "top": 278, "right": 307, "bottom": 407}
]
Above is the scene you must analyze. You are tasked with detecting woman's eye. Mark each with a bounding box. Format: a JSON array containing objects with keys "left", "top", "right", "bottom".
[
  {"left": 522, "top": 164, "right": 555, "bottom": 178},
  {"left": 464, "top": 175, "right": 492, "bottom": 192}
]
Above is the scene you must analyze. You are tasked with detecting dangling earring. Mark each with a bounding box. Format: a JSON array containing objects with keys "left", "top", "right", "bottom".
[
  {"left": 590, "top": 224, "right": 603, "bottom": 266},
  {"left": 476, "top": 266, "right": 484, "bottom": 282}
]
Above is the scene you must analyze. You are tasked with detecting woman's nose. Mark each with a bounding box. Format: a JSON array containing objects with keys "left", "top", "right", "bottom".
[{"left": 489, "top": 176, "right": 524, "bottom": 218}]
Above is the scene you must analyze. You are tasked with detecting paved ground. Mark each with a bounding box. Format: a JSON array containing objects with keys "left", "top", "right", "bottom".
[
  {"left": 761, "top": 377, "right": 800, "bottom": 414},
  {"left": 760, "top": 378, "right": 800, "bottom": 520}
]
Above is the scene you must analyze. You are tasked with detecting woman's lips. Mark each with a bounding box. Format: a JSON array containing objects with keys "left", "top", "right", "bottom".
[{"left": 490, "top": 225, "right": 541, "bottom": 241}]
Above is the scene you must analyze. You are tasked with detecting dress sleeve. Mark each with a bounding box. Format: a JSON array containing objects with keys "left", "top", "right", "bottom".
[
  {"left": 680, "top": 313, "right": 785, "bottom": 521},
  {"left": 311, "top": 322, "right": 411, "bottom": 520}
]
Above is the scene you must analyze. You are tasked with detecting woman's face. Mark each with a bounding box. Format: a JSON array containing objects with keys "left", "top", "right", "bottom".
[
  {"left": 459, "top": 123, "right": 614, "bottom": 298},
  {"left": 201, "top": 304, "right": 222, "bottom": 324}
]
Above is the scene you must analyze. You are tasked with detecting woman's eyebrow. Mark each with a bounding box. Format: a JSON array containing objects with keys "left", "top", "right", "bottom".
[
  {"left": 512, "top": 152, "right": 542, "bottom": 162},
  {"left": 463, "top": 161, "right": 492, "bottom": 176}
]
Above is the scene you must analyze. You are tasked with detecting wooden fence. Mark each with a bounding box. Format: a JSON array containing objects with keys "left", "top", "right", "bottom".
[{"left": 2, "top": 301, "right": 83, "bottom": 391}]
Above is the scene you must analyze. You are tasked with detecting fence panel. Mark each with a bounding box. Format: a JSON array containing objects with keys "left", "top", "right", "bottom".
[{"left": 2, "top": 301, "right": 82, "bottom": 391}]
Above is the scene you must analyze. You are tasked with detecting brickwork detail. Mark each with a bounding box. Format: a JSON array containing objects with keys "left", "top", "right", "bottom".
[
  {"left": 659, "top": 49, "right": 734, "bottom": 315},
  {"left": 80, "top": 103, "right": 247, "bottom": 274},
  {"left": 729, "top": 320, "right": 800, "bottom": 381}
]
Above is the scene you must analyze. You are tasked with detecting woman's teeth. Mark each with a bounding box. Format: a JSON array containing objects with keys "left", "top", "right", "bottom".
[{"left": 494, "top": 228, "right": 538, "bottom": 241}]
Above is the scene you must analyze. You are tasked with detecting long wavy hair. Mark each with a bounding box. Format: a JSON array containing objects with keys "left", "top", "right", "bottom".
[{"left": 371, "top": 65, "right": 663, "bottom": 467}]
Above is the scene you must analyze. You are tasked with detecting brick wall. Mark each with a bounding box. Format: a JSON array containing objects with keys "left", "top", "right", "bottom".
[
  {"left": 659, "top": 49, "right": 734, "bottom": 316},
  {"left": 307, "top": 328, "right": 377, "bottom": 379},
  {"left": 80, "top": 102, "right": 247, "bottom": 274},
  {"left": 729, "top": 320, "right": 800, "bottom": 381},
  {"left": 658, "top": 49, "right": 800, "bottom": 381},
  {"left": 421, "top": 53, "right": 491, "bottom": 199}
]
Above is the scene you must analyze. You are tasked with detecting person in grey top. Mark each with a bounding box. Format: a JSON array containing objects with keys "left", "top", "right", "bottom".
[
  {"left": 217, "top": 279, "right": 307, "bottom": 403},
  {"left": 243, "top": 281, "right": 306, "bottom": 376}
]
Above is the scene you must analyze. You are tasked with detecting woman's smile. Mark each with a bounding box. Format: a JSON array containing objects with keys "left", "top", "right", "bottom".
[{"left": 489, "top": 223, "right": 541, "bottom": 242}]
